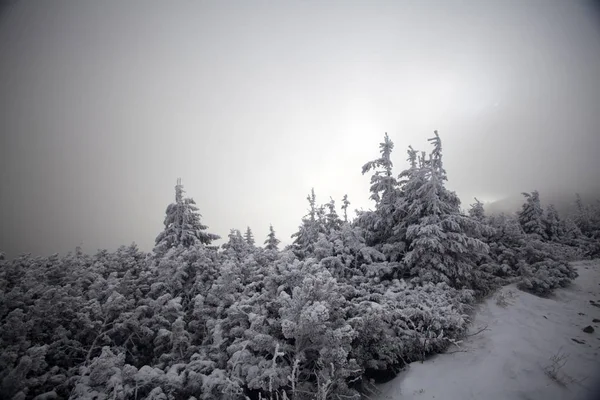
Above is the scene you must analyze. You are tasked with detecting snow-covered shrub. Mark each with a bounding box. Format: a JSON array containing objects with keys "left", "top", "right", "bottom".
[
  {"left": 214, "top": 254, "right": 362, "bottom": 400},
  {"left": 348, "top": 279, "right": 474, "bottom": 373},
  {"left": 517, "top": 260, "right": 578, "bottom": 297},
  {"left": 70, "top": 347, "right": 127, "bottom": 400},
  {"left": 512, "top": 238, "right": 578, "bottom": 296},
  {"left": 278, "top": 268, "right": 361, "bottom": 399},
  {"left": 483, "top": 211, "right": 580, "bottom": 296},
  {"left": 314, "top": 224, "right": 386, "bottom": 279}
]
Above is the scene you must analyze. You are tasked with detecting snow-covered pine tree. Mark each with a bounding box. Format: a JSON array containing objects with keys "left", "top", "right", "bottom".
[
  {"left": 561, "top": 217, "right": 583, "bottom": 241},
  {"left": 543, "top": 204, "right": 562, "bottom": 241},
  {"left": 484, "top": 213, "right": 526, "bottom": 277},
  {"left": 518, "top": 191, "right": 545, "bottom": 238},
  {"left": 584, "top": 200, "right": 600, "bottom": 257},
  {"left": 402, "top": 131, "right": 491, "bottom": 289},
  {"left": 222, "top": 229, "right": 248, "bottom": 259},
  {"left": 307, "top": 188, "right": 317, "bottom": 221},
  {"left": 574, "top": 193, "right": 592, "bottom": 236},
  {"left": 154, "top": 179, "right": 220, "bottom": 255},
  {"left": 383, "top": 145, "right": 428, "bottom": 263},
  {"left": 466, "top": 198, "right": 496, "bottom": 247},
  {"left": 324, "top": 197, "right": 342, "bottom": 232},
  {"left": 356, "top": 133, "right": 403, "bottom": 256},
  {"left": 317, "top": 203, "right": 326, "bottom": 231},
  {"left": 588, "top": 200, "right": 600, "bottom": 239},
  {"left": 468, "top": 198, "right": 486, "bottom": 221},
  {"left": 264, "top": 224, "right": 280, "bottom": 251},
  {"left": 291, "top": 188, "right": 326, "bottom": 259},
  {"left": 243, "top": 227, "right": 255, "bottom": 246},
  {"left": 341, "top": 194, "right": 350, "bottom": 223},
  {"left": 397, "top": 146, "right": 420, "bottom": 188},
  {"left": 362, "top": 133, "right": 396, "bottom": 204}
]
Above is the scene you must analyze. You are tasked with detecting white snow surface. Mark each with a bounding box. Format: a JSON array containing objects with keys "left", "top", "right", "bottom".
[{"left": 377, "top": 260, "right": 600, "bottom": 400}]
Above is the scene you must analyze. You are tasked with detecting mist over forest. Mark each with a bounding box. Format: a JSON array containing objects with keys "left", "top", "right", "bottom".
[{"left": 1, "top": 0, "right": 600, "bottom": 259}]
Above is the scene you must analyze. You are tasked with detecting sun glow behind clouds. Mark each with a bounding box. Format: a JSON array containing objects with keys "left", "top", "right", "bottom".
[{"left": 408, "top": 72, "right": 498, "bottom": 125}]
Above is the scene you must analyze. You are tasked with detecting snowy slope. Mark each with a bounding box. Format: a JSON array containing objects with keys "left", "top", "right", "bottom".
[{"left": 376, "top": 260, "right": 600, "bottom": 400}]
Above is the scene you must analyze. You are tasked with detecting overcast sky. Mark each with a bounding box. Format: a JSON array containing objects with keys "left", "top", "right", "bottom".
[{"left": 1, "top": 0, "right": 599, "bottom": 258}]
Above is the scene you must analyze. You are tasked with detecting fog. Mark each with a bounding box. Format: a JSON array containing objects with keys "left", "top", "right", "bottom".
[{"left": 1, "top": 0, "right": 599, "bottom": 259}]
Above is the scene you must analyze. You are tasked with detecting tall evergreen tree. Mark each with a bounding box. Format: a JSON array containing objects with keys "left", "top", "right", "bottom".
[
  {"left": 561, "top": 217, "right": 583, "bottom": 241},
  {"left": 356, "top": 133, "right": 403, "bottom": 254},
  {"left": 518, "top": 191, "right": 545, "bottom": 237},
  {"left": 574, "top": 193, "right": 591, "bottom": 235},
  {"left": 367, "top": 145, "right": 428, "bottom": 262},
  {"left": 589, "top": 200, "right": 600, "bottom": 239},
  {"left": 264, "top": 224, "right": 280, "bottom": 251},
  {"left": 154, "top": 179, "right": 220, "bottom": 255},
  {"left": 243, "top": 227, "right": 255, "bottom": 246},
  {"left": 324, "top": 197, "right": 342, "bottom": 232},
  {"left": 222, "top": 229, "right": 248, "bottom": 260},
  {"left": 398, "top": 146, "right": 419, "bottom": 185},
  {"left": 316, "top": 203, "right": 326, "bottom": 231},
  {"left": 291, "top": 189, "right": 326, "bottom": 259},
  {"left": 543, "top": 204, "right": 562, "bottom": 241},
  {"left": 361, "top": 132, "right": 397, "bottom": 204},
  {"left": 341, "top": 194, "right": 350, "bottom": 223},
  {"left": 393, "top": 146, "right": 426, "bottom": 235},
  {"left": 468, "top": 198, "right": 486, "bottom": 221},
  {"left": 307, "top": 188, "right": 318, "bottom": 222},
  {"left": 402, "top": 131, "right": 490, "bottom": 288}
]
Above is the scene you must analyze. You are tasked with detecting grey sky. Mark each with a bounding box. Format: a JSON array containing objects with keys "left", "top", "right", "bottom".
[{"left": 1, "top": 0, "right": 599, "bottom": 258}]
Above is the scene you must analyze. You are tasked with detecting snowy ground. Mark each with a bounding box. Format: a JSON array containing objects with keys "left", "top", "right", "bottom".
[{"left": 376, "top": 260, "right": 600, "bottom": 400}]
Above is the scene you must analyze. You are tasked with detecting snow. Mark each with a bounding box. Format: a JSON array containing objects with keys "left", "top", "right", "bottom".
[{"left": 376, "top": 260, "right": 600, "bottom": 400}]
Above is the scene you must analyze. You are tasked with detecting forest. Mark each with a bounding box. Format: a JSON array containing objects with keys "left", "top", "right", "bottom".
[{"left": 1, "top": 131, "right": 599, "bottom": 400}]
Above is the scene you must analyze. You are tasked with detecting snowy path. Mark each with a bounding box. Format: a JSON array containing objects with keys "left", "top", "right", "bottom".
[{"left": 376, "top": 260, "right": 600, "bottom": 400}]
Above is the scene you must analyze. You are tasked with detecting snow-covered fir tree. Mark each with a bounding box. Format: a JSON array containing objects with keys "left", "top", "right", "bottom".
[
  {"left": 543, "top": 204, "right": 562, "bottom": 241},
  {"left": 324, "top": 197, "right": 342, "bottom": 232},
  {"left": 589, "top": 200, "right": 600, "bottom": 239},
  {"left": 562, "top": 217, "right": 583, "bottom": 241},
  {"left": 468, "top": 198, "right": 486, "bottom": 221},
  {"left": 574, "top": 193, "right": 590, "bottom": 235},
  {"left": 356, "top": 133, "right": 404, "bottom": 258},
  {"left": 390, "top": 145, "right": 426, "bottom": 246},
  {"left": 573, "top": 193, "right": 600, "bottom": 241},
  {"left": 341, "top": 194, "right": 350, "bottom": 222},
  {"left": 518, "top": 190, "right": 545, "bottom": 238},
  {"left": 362, "top": 132, "right": 396, "bottom": 204},
  {"left": 222, "top": 229, "right": 248, "bottom": 259},
  {"left": 154, "top": 179, "right": 220, "bottom": 255},
  {"left": 290, "top": 188, "right": 326, "bottom": 259},
  {"left": 402, "top": 131, "right": 491, "bottom": 288},
  {"left": 264, "top": 224, "right": 280, "bottom": 251},
  {"left": 243, "top": 226, "right": 255, "bottom": 246}
]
